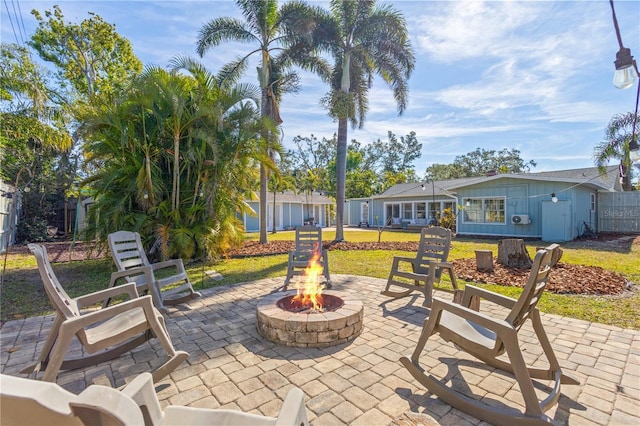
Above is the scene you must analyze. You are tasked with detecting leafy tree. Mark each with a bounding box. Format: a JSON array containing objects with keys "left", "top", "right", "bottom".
[
  {"left": 368, "top": 131, "right": 421, "bottom": 175},
  {"left": 80, "top": 59, "right": 260, "bottom": 258},
  {"left": 196, "top": 0, "right": 328, "bottom": 244},
  {"left": 30, "top": 5, "right": 142, "bottom": 102},
  {"left": 289, "top": 134, "right": 336, "bottom": 195},
  {"left": 426, "top": 148, "right": 536, "bottom": 180},
  {"left": 310, "top": 0, "right": 415, "bottom": 241},
  {"left": 593, "top": 112, "right": 639, "bottom": 191},
  {"left": 1, "top": 44, "right": 73, "bottom": 242}
]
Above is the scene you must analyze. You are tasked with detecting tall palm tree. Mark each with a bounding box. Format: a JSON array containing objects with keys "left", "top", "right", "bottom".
[
  {"left": 310, "top": 0, "right": 415, "bottom": 241},
  {"left": 594, "top": 112, "right": 639, "bottom": 191},
  {"left": 196, "top": 0, "right": 328, "bottom": 244}
]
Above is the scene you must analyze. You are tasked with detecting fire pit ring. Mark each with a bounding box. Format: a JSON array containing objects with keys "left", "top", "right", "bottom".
[{"left": 256, "top": 290, "right": 364, "bottom": 348}]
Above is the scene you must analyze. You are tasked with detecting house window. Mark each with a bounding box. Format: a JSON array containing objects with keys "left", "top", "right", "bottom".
[
  {"left": 463, "top": 198, "right": 506, "bottom": 224},
  {"left": 416, "top": 202, "right": 426, "bottom": 219},
  {"left": 590, "top": 193, "right": 596, "bottom": 211},
  {"left": 403, "top": 203, "right": 413, "bottom": 220},
  {"left": 428, "top": 202, "right": 439, "bottom": 220}
]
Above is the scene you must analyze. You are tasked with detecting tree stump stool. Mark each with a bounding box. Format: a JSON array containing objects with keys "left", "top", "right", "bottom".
[
  {"left": 475, "top": 250, "right": 494, "bottom": 271},
  {"left": 497, "top": 239, "right": 533, "bottom": 268}
]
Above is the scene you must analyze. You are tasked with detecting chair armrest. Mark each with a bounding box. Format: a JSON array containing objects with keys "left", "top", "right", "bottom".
[
  {"left": 431, "top": 297, "right": 514, "bottom": 335},
  {"left": 151, "top": 259, "right": 185, "bottom": 274},
  {"left": 71, "top": 384, "right": 145, "bottom": 425},
  {"left": 65, "top": 295, "right": 155, "bottom": 330},
  {"left": 462, "top": 285, "right": 517, "bottom": 309},
  {"left": 275, "top": 387, "right": 309, "bottom": 426},
  {"left": 75, "top": 283, "right": 139, "bottom": 308},
  {"left": 109, "top": 266, "right": 154, "bottom": 287},
  {"left": 391, "top": 256, "right": 419, "bottom": 269},
  {"left": 120, "top": 373, "right": 164, "bottom": 426}
]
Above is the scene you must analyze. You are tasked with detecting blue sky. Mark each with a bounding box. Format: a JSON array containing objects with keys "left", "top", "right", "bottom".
[{"left": 3, "top": 1, "right": 639, "bottom": 174}]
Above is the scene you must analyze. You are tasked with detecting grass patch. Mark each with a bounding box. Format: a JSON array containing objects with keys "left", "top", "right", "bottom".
[{"left": 2, "top": 230, "right": 638, "bottom": 329}]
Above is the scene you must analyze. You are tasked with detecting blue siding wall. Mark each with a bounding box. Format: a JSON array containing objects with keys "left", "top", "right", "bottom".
[
  {"left": 245, "top": 201, "right": 260, "bottom": 232},
  {"left": 456, "top": 178, "right": 595, "bottom": 239}
]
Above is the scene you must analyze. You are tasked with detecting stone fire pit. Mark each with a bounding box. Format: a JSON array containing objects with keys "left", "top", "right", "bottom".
[{"left": 256, "top": 290, "right": 364, "bottom": 348}]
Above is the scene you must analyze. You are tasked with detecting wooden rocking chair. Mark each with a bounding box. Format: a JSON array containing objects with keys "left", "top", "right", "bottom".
[
  {"left": 284, "top": 225, "right": 331, "bottom": 289},
  {"left": 400, "top": 244, "right": 579, "bottom": 425},
  {"left": 381, "top": 226, "right": 457, "bottom": 306},
  {"left": 107, "top": 231, "right": 201, "bottom": 312},
  {"left": 22, "top": 244, "right": 189, "bottom": 383}
]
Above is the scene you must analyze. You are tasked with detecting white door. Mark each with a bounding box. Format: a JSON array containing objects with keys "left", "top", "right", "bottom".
[
  {"left": 361, "top": 202, "right": 369, "bottom": 224},
  {"left": 267, "top": 203, "right": 283, "bottom": 231}
]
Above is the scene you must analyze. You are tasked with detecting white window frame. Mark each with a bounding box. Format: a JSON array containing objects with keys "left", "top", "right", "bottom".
[{"left": 462, "top": 197, "right": 506, "bottom": 224}]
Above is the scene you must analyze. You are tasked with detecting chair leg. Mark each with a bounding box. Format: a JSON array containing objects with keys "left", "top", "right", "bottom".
[
  {"left": 143, "top": 306, "right": 188, "bottom": 382},
  {"left": 20, "top": 315, "right": 64, "bottom": 376},
  {"left": 41, "top": 323, "right": 77, "bottom": 382}
]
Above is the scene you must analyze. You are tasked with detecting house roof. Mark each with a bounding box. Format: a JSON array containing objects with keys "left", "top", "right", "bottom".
[
  {"left": 370, "top": 166, "right": 621, "bottom": 200},
  {"left": 258, "top": 190, "right": 334, "bottom": 205}
]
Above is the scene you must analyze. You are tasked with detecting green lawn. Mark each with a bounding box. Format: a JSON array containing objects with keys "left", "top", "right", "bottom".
[{"left": 2, "top": 229, "right": 638, "bottom": 329}]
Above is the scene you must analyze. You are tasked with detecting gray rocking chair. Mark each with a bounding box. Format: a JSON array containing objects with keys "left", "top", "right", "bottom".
[
  {"left": 381, "top": 226, "right": 458, "bottom": 306},
  {"left": 401, "top": 244, "right": 579, "bottom": 425},
  {"left": 284, "top": 225, "right": 331, "bottom": 290},
  {"left": 107, "top": 231, "right": 201, "bottom": 312},
  {"left": 22, "top": 244, "right": 188, "bottom": 383}
]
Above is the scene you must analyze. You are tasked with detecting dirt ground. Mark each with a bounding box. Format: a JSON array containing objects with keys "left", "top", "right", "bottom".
[{"left": 6, "top": 233, "right": 637, "bottom": 296}]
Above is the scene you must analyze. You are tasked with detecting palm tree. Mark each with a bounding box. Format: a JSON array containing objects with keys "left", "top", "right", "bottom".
[
  {"left": 196, "top": 0, "right": 328, "bottom": 244},
  {"left": 594, "top": 112, "right": 639, "bottom": 191},
  {"left": 81, "top": 59, "right": 262, "bottom": 258},
  {"left": 310, "top": 0, "right": 415, "bottom": 241}
]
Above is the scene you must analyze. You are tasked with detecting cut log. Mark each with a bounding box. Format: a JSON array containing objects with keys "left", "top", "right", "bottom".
[
  {"left": 475, "top": 250, "right": 494, "bottom": 271},
  {"left": 497, "top": 239, "right": 533, "bottom": 268}
]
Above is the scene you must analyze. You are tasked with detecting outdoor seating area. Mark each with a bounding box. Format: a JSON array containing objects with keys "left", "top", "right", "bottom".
[{"left": 2, "top": 272, "right": 638, "bottom": 425}]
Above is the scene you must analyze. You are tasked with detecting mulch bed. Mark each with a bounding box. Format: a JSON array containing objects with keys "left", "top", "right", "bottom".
[
  {"left": 7, "top": 236, "right": 635, "bottom": 296},
  {"left": 228, "top": 240, "right": 632, "bottom": 296}
]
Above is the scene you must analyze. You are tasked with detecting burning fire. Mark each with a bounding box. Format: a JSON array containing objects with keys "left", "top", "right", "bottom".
[{"left": 291, "top": 244, "right": 325, "bottom": 311}]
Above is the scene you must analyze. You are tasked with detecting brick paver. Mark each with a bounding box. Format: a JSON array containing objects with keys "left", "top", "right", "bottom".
[{"left": 2, "top": 274, "right": 639, "bottom": 425}]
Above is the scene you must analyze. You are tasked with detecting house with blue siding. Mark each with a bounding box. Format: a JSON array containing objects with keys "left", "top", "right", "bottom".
[
  {"left": 243, "top": 191, "right": 334, "bottom": 232},
  {"left": 346, "top": 166, "right": 621, "bottom": 242}
]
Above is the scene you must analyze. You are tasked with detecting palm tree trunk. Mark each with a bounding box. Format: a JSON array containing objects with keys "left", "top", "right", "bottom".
[
  {"left": 259, "top": 84, "right": 270, "bottom": 244},
  {"left": 259, "top": 163, "right": 269, "bottom": 243},
  {"left": 173, "top": 133, "right": 180, "bottom": 210},
  {"left": 335, "top": 117, "right": 348, "bottom": 242},
  {"left": 272, "top": 189, "right": 277, "bottom": 234}
]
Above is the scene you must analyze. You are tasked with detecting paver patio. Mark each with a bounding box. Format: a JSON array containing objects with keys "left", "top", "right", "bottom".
[{"left": 1, "top": 274, "right": 639, "bottom": 425}]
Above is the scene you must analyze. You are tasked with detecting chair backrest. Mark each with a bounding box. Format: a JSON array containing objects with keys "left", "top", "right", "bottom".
[
  {"left": 414, "top": 227, "right": 452, "bottom": 274},
  {"left": 294, "top": 225, "right": 323, "bottom": 259},
  {"left": 0, "top": 374, "right": 82, "bottom": 426},
  {"left": 506, "top": 244, "right": 559, "bottom": 331},
  {"left": 108, "top": 231, "right": 151, "bottom": 278},
  {"left": 28, "top": 244, "right": 79, "bottom": 319}
]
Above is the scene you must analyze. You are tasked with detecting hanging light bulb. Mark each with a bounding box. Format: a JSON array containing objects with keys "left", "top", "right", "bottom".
[
  {"left": 551, "top": 193, "right": 558, "bottom": 203},
  {"left": 613, "top": 48, "right": 638, "bottom": 89}
]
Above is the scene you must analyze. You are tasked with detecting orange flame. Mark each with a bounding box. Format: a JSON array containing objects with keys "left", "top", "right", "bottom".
[{"left": 291, "top": 244, "right": 325, "bottom": 311}]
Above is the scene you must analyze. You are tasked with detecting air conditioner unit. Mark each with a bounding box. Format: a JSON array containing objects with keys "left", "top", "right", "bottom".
[{"left": 511, "top": 214, "right": 531, "bottom": 225}]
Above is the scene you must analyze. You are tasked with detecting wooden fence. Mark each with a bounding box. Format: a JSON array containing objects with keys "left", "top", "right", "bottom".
[{"left": 597, "top": 192, "right": 640, "bottom": 234}]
